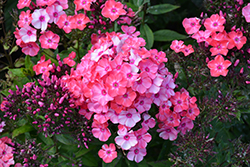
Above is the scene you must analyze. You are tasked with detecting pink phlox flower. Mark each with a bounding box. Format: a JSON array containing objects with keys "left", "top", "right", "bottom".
[
  {"left": 63, "top": 51, "right": 76, "bottom": 67},
  {"left": 161, "top": 74, "right": 176, "bottom": 97},
  {"left": 36, "top": 0, "right": 56, "bottom": 7},
  {"left": 134, "top": 128, "right": 152, "bottom": 149},
  {"left": 181, "top": 44, "right": 194, "bottom": 56},
  {"left": 163, "top": 112, "right": 181, "bottom": 127},
  {"left": 127, "top": 146, "right": 147, "bottom": 163},
  {"left": 46, "top": 4, "right": 65, "bottom": 24},
  {"left": 148, "top": 74, "right": 164, "bottom": 94},
  {"left": 114, "top": 88, "right": 137, "bottom": 107},
  {"left": 209, "top": 31, "right": 229, "bottom": 56},
  {"left": 101, "top": 0, "right": 127, "bottom": 21},
  {"left": 74, "top": 0, "right": 95, "bottom": 11},
  {"left": 184, "top": 103, "right": 200, "bottom": 120},
  {"left": 39, "top": 30, "right": 60, "bottom": 49},
  {"left": 170, "top": 40, "right": 185, "bottom": 53},
  {"left": 139, "top": 59, "right": 158, "bottom": 79},
  {"left": 0, "top": 142, "right": 14, "bottom": 165},
  {"left": 74, "top": 13, "right": 90, "bottom": 30},
  {"left": 105, "top": 72, "right": 127, "bottom": 97},
  {"left": 32, "top": 9, "right": 50, "bottom": 31},
  {"left": 191, "top": 30, "right": 212, "bottom": 43},
  {"left": 121, "top": 25, "right": 140, "bottom": 37},
  {"left": 98, "top": 143, "right": 117, "bottom": 163},
  {"left": 182, "top": 17, "right": 201, "bottom": 34},
  {"left": 107, "top": 109, "right": 119, "bottom": 124},
  {"left": 158, "top": 62, "right": 170, "bottom": 76},
  {"left": 94, "top": 112, "right": 110, "bottom": 124},
  {"left": 141, "top": 113, "right": 156, "bottom": 130},
  {"left": 151, "top": 88, "right": 169, "bottom": 106},
  {"left": 20, "top": 42, "right": 40, "bottom": 56},
  {"left": 110, "top": 101, "right": 124, "bottom": 114},
  {"left": 133, "top": 96, "right": 152, "bottom": 114},
  {"left": 242, "top": 3, "right": 250, "bottom": 22},
  {"left": 120, "top": 63, "right": 139, "bottom": 87},
  {"left": 95, "top": 58, "right": 112, "bottom": 78},
  {"left": 88, "top": 101, "right": 109, "bottom": 114},
  {"left": 157, "top": 125, "right": 178, "bottom": 141},
  {"left": 19, "top": 25, "right": 37, "bottom": 43},
  {"left": 33, "top": 55, "right": 53, "bottom": 76},
  {"left": 56, "top": 14, "right": 76, "bottom": 33},
  {"left": 115, "top": 130, "right": 138, "bottom": 150},
  {"left": 92, "top": 120, "right": 111, "bottom": 142},
  {"left": 177, "top": 117, "right": 194, "bottom": 135},
  {"left": 122, "top": 37, "right": 146, "bottom": 52},
  {"left": 90, "top": 41, "right": 113, "bottom": 62},
  {"left": 91, "top": 82, "right": 113, "bottom": 106},
  {"left": 110, "top": 54, "right": 124, "bottom": 71},
  {"left": 227, "top": 30, "right": 247, "bottom": 50},
  {"left": 132, "top": 72, "right": 152, "bottom": 94},
  {"left": 79, "top": 107, "right": 94, "bottom": 120},
  {"left": 207, "top": 55, "right": 232, "bottom": 77},
  {"left": 17, "top": 0, "right": 31, "bottom": 9},
  {"left": 119, "top": 16, "right": 132, "bottom": 25},
  {"left": 118, "top": 108, "right": 141, "bottom": 128},
  {"left": 129, "top": 49, "right": 142, "bottom": 71},
  {"left": 54, "top": 0, "right": 68, "bottom": 9},
  {"left": 18, "top": 10, "right": 32, "bottom": 27},
  {"left": 117, "top": 124, "right": 130, "bottom": 135},
  {"left": 149, "top": 49, "right": 168, "bottom": 65},
  {"left": 204, "top": 14, "right": 226, "bottom": 33},
  {"left": 0, "top": 121, "right": 6, "bottom": 133},
  {"left": 170, "top": 91, "right": 189, "bottom": 113},
  {"left": 156, "top": 107, "right": 172, "bottom": 122}
]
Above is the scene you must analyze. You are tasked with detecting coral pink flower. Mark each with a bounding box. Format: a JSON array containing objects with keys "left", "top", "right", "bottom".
[
  {"left": 74, "top": 13, "right": 90, "bottom": 30},
  {"left": 105, "top": 72, "right": 127, "bottom": 97},
  {"left": 32, "top": 9, "right": 50, "bottom": 31},
  {"left": 101, "top": 0, "right": 127, "bottom": 21},
  {"left": 181, "top": 44, "right": 194, "bottom": 56},
  {"left": 115, "top": 131, "right": 138, "bottom": 150},
  {"left": 132, "top": 72, "right": 152, "bottom": 94},
  {"left": 207, "top": 55, "right": 232, "bottom": 77},
  {"left": 170, "top": 40, "right": 184, "bottom": 53},
  {"left": 37, "top": 0, "right": 56, "bottom": 7},
  {"left": 63, "top": 51, "right": 76, "bottom": 67},
  {"left": 56, "top": 14, "right": 76, "bottom": 33},
  {"left": 204, "top": 14, "right": 226, "bottom": 32},
  {"left": 95, "top": 58, "right": 112, "bottom": 77},
  {"left": 184, "top": 103, "right": 200, "bottom": 120},
  {"left": 242, "top": 3, "right": 250, "bottom": 22},
  {"left": 163, "top": 112, "right": 180, "bottom": 127},
  {"left": 191, "top": 30, "right": 212, "bottom": 43},
  {"left": 127, "top": 146, "right": 146, "bottom": 163},
  {"left": 17, "top": 0, "right": 31, "bottom": 9},
  {"left": 157, "top": 125, "right": 178, "bottom": 141},
  {"left": 18, "top": 10, "right": 32, "bottom": 27},
  {"left": 177, "top": 117, "right": 194, "bottom": 135},
  {"left": 115, "top": 88, "right": 136, "bottom": 107},
  {"left": 227, "top": 31, "right": 247, "bottom": 50},
  {"left": 170, "top": 91, "right": 189, "bottom": 113},
  {"left": 134, "top": 128, "right": 151, "bottom": 148},
  {"left": 141, "top": 114, "right": 156, "bottom": 130},
  {"left": 91, "top": 82, "right": 113, "bottom": 106},
  {"left": 182, "top": 17, "right": 201, "bottom": 34},
  {"left": 139, "top": 59, "right": 158, "bottom": 79},
  {"left": 54, "top": 0, "right": 68, "bottom": 9},
  {"left": 32, "top": 55, "right": 53, "bottom": 77},
  {"left": 94, "top": 112, "right": 110, "bottom": 124},
  {"left": 98, "top": 143, "right": 117, "bottom": 163},
  {"left": 134, "top": 96, "right": 152, "bottom": 114},
  {"left": 46, "top": 4, "right": 65, "bottom": 24},
  {"left": 74, "top": 0, "right": 95, "bottom": 11},
  {"left": 19, "top": 26, "right": 37, "bottom": 43},
  {"left": 20, "top": 42, "right": 40, "bottom": 56},
  {"left": 118, "top": 108, "right": 141, "bottom": 128},
  {"left": 39, "top": 31, "right": 60, "bottom": 49},
  {"left": 148, "top": 74, "right": 164, "bottom": 94},
  {"left": 120, "top": 64, "right": 138, "bottom": 87},
  {"left": 92, "top": 120, "right": 111, "bottom": 142}
]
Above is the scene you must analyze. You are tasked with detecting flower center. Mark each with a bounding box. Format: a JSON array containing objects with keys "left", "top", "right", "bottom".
[
  {"left": 139, "top": 100, "right": 144, "bottom": 105},
  {"left": 182, "top": 123, "right": 186, "bottom": 127},
  {"left": 65, "top": 21, "right": 69, "bottom": 26},
  {"left": 101, "top": 89, "right": 107, "bottom": 96},
  {"left": 126, "top": 113, "right": 132, "bottom": 118},
  {"left": 106, "top": 150, "right": 111, "bottom": 154},
  {"left": 145, "top": 67, "right": 150, "bottom": 72},
  {"left": 116, "top": 65, "right": 121, "bottom": 70},
  {"left": 53, "top": 12, "right": 58, "bottom": 17},
  {"left": 217, "top": 65, "right": 222, "bottom": 70},
  {"left": 39, "top": 16, "right": 45, "bottom": 22},
  {"left": 77, "top": 20, "right": 82, "bottom": 24},
  {"left": 27, "top": 30, "right": 32, "bottom": 36},
  {"left": 111, "top": 8, "right": 117, "bottom": 13},
  {"left": 191, "top": 22, "right": 195, "bottom": 27},
  {"left": 82, "top": 0, "right": 86, "bottom": 5},
  {"left": 113, "top": 82, "right": 119, "bottom": 88},
  {"left": 177, "top": 100, "right": 182, "bottom": 104},
  {"left": 123, "top": 93, "right": 128, "bottom": 98},
  {"left": 28, "top": 44, "right": 33, "bottom": 48},
  {"left": 234, "top": 37, "right": 239, "bottom": 42},
  {"left": 127, "top": 73, "right": 132, "bottom": 78},
  {"left": 25, "top": 18, "right": 28, "bottom": 22},
  {"left": 154, "top": 93, "right": 159, "bottom": 98},
  {"left": 136, "top": 79, "right": 142, "bottom": 84},
  {"left": 47, "top": 39, "right": 52, "bottom": 43},
  {"left": 124, "top": 135, "right": 130, "bottom": 140},
  {"left": 213, "top": 22, "right": 218, "bottom": 27},
  {"left": 166, "top": 129, "right": 171, "bottom": 133},
  {"left": 134, "top": 149, "right": 139, "bottom": 154}
]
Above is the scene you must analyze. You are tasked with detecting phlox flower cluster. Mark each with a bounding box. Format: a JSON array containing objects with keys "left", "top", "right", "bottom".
[
  {"left": 172, "top": 12, "right": 249, "bottom": 77},
  {"left": 60, "top": 25, "right": 199, "bottom": 163},
  {"left": 15, "top": 0, "right": 135, "bottom": 57},
  {"left": 0, "top": 136, "right": 14, "bottom": 167}
]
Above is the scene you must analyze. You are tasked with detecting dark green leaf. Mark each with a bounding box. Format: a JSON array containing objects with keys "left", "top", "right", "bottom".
[
  {"left": 55, "top": 134, "right": 75, "bottom": 145},
  {"left": 75, "top": 145, "right": 95, "bottom": 158},
  {"left": 14, "top": 58, "right": 25, "bottom": 68},
  {"left": 12, "top": 124, "right": 35, "bottom": 138},
  {"left": 140, "top": 24, "right": 154, "bottom": 49},
  {"left": 147, "top": 4, "right": 179, "bottom": 15},
  {"left": 132, "top": 0, "right": 149, "bottom": 7},
  {"left": 154, "top": 30, "right": 186, "bottom": 42},
  {"left": 81, "top": 152, "right": 98, "bottom": 166},
  {"left": 148, "top": 160, "right": 174, "bottom": 167},
  {"left": 25, "top": 55, "right": 33, "bottom": 69},
  {"left": 38, "top": 133, "right": 54, "bottom": 145},
  {"left": 9, "top": 68, "right": 26, "bottom": 77},
  {"left": 10, "top": 45, "right": 19, "bottom": 55}
]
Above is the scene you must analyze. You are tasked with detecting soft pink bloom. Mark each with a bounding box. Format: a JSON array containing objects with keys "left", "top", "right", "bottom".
[
  {"left": 74, "top": 0, "right": 95, "bottom": 11},
  {"left": 134, "top": 128, "right": 151, "bottom": 148},
  {"left": 181, "top": 44, "right": 194, "bottom": 56},
  {"left": 33, "top": 55, "right": 53, "bottom": 77},
  {"left": 204, "top": 14, "right": 226, "bottom": 32},
  {"left": 134, "top": 96, "right": 152, "bottom": 114},
  {"left": 74, "top": 13, "right": 90, "bottom": 30},
  {"left": 182, "top": 17, "right": 201, "bottom": 34},
  {"left": 92, "top": 120, "right": 111, "bottom": 142},
  {"left": 101, "top": 0, "right": 127, "bottom": 21},
  {"left": 161, "top": 74, "right": 176, "bottom": 98},
  {"left": 46, "top": 4, "right": 65, "bottom": 24},
  {"left": 54, "top": 0, "right": 68, "bottom": 9},
  {"left": 207, "top": 55, "right": 232, "bottom": 77},
  {"left": 39, "top": 31, "right": 60, "bottom": 49},
  {"left": 141, "top": 113, "right": 156, "bottom": 130},
  {"left": 37, "top": 0, "right": 56, "bottom": 6},
  {"left": 157, "top": 125, "right": 178, "bottom": 141},
  {"left": 115, "top": 131, "right": 138, "bottom": 150},
  {"left": 32, "top": 9, "right": 50, "bottom": 31},
  {"left": 20, "top": 42, "right": 40, "bottom": 56},
  {"left": 170, "top": 40, "right": 184, "bottom": 53},
  {"left": 19, "top": 26, "right": 37, "bottom": 43},
  {"left": 177, "top": 117, "right": 194, "bottom": 135},
  {"left": 115, "top": 88, "right": 137, "bottom": 107},
  {"left": 227, "top": 31, "right": 247, "bottom": 50},
  {"left": 105, "top": 72, "right": 127, "bottom": 97},
  {"left": 94, "top": 112, "right": 110, "bottom": 124},
  {"left": 18, "top": 10, "right": 32, "bottom": 27},
  {"left": 139, "top": 59, "right": 158, "bottom": 79},
  {"left": 91, "top": 82, "right": 113, "bottom": 106},
  {"left": 132, "top": 72, "right": 152, "bottom": 94},
  {"left": 151, "top": 88, "right": 169, "bottom": 106},
  {"left": 148, "top": 74, "right": 164, "bottom": 94},
  {"left": 17, "top": 0, "right": 31, "bottom": 9},
  {"left": 170, "top": 91, "right": 189, "bottom": 113},
  {"left": 63, "top": 51, "right": 76, "bottom": 67},
  {"left": 107, "top": 109, "right": 119, "bottom": 124},
  {"left": 242, "top": 3, "right": 250, "bottom": 22},
  {"left": 56, "top": 14, "right": 76, "bottom": 33},
  {"left": 191, "top": 30, "right": 212, "bottom": 43},
  {"left": 127, "top": 146, "right": 147, "bottom": 163},
  {"left": 118, "top": 108, "right": 141, "bottom": 128},
  {"left": 79, "top": 108, "right": 94, "bottom": 120},
  {"left": 98, "top": 143, "right": 117, "bottom": 163}
]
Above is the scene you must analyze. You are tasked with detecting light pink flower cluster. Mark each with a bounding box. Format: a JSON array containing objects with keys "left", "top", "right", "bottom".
[
  {"left": 172, "top": 12, "right": 248, "bottom": 77},
  {"left": 15, "top": 0, "right": 134, "bottom": 57},
  {"left": 60, "top": 25, "right": 199, "bottom": 163},
  {"left": 0, "top": 137, "right": 14, "bottom": 167}
]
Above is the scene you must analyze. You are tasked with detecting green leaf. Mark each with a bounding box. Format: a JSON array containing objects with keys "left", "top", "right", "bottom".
[
  {"left": 14, "top": 58, "right": 25, "bottom": 68},
  {"left": 148, "top": 160, "right": 174, "bottom": 167},
  {"left": 25, "top": 55, "right": 33, "bottom": 69},
  {"left": 75, "top": 145, "right": 95, "bottom": 158},
  {"left": 12, "top": 124, "right": 35, "bottom": 138},
  {"left": 154, "top": 30, "right": 186, "bottom": 41},
  {"left": 147, "top": 4, "right": 179, "bottom": 15},
  {"left": 38, "top": 133, "right": 54, "bottom": 145},
  {"left": 140, "top": 24, "right": 154, "bottom": 49},
  {"left": 81, "top": 152, "right": 98, "bottom": 166},
  {"left": 55, "top": 134, "right": 75, "bottom": 145},
  {"left": 10, "top": 45, "right": 19, "bottom": 55},
  {"left": 9, "top": 68, "right": 26, "bottom": 77},
  {"left": 132, "top": 0, "right": 149, "bottom": 7}
]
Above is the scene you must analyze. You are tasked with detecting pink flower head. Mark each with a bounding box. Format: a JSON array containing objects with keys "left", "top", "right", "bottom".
[
  {"left": 32, "top": 9, "right": 50, "bottom": 31},
  {"left": 141, "top": 113, "right": 156, "bottom": 130},
  {"left": 92, "top": 120, "right": 111, "bottom": 142},
  {"left": 191, "top": 30, "right": 212, "bottom": 43},
  {"left": 177, "top": 117, "right": 194, "bottom": 135},
  {"left": 19, "top": 26, "right": 37, "bottom": 43},
  {"left": 134, "top": 128, "right": 152, "bottom": 149},
  {"left": 157, "top": 125, "right": 178, "bottom": 141},
  {"left": 242, "top": 3, "right": 250, "bottom": 22},
  {"left": 46, "top": 4, "right": 65, "bottom": 24},
  {"left": 134, "top": 96, "right": 152, "bottom": 114},
  {"left": 98, "top": 143, "right": 117, "bottom": 163},
  {"left": 57, "top": 14, "right": 76, "bottom": 33},
  {"left": 36, "top": 0, "right": 56, "bottom": 7},
  {"left": 127, "top": 146, "right": 147, "bottom": 163},
  {"left": 39, "top": 31, "right": 60, "bottom": 49},
  {"left": 115, "top": 88, "right": 137, "bottom": 107},
  {"left": 115, "top": 131, "right": 138, "bottom": 150},
  {"left": 105, "top": 72, "right": 127, "bottom": 97},
  {"left": 20, "top": 42, "right": 40, "bottom": 56},
  {"left": 181, "top": 44, "right": 194, "bottom": 56},
  {"left": 227, "top": 31, "right": 247, "bottom": 50},
  {"left": 74, "top": 0, "right": 95, "bottom": 11},
  {"left": 182, "top": 17, "right": 201, "bottom": 34},
  {"left": 63, "top": 51, "right": 76, "bottom": 67},
  {"left": 204, "top": 14, "right": 226, "bottom": 32},
  {"left": 74, "top": 13, "right": 90, "bottom": 30},
  {"left": 170, "top": 40, "right": 184, "bottom": 53},
  {"left": 17, "top": 0, "right": 31, "bottom": 9},
  {"left": 0, "top": 121, "right": 6, "bottom": 133},
  {"left": 33, "top": 55, "right": 53, "bottom": 77},
  {"left": 101, "top": 0, "right": 127, "bottom": 21},
  {"left": 207, "top": 55, "right": 232, "bottom": 77},
  {"left": 18, "top": 10, "right": 32, "bottom": 27},
  {"left": 132, "top": 72, "right": 152, "bottom": 94},
  {"left": 91, "top": 82, "right": 113, "bottom": 106},
  {"left": 170, "top": 91, "right": 189, "bottom": 113},
  {"left": 118, "top": 108, "right": 141, "bottom": 127},
  {"left": 54, "top": 0, "right": 68, "bottom": 9}
]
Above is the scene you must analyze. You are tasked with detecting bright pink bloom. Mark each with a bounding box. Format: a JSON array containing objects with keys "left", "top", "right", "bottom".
[
  {"left": 115, "top": 88, "right": 136, "bottom": 107},
  {"left": 105, "top": 72, "right": 127, "bottom": 97},
  {"left": 170, "top": 40, "right": 184, "bottom": 53},
  {"left": 32, "top": 9, "right": 50, "bottom": 31},
  {"left": 46, "top": 4, "right": 65, "bottom": 24},
  {"left": 37, "top": 0, "right": 56, "bottom": 7},
  {"left": 134, "top": 128, "right": 151, "bottom": 148},
  {"left": 207, "top": 55, "right": 232, "bottom": 77},
  {"left": 20, "top": 42, "right": 40, "bottom": 56},
  {"left": 118, "top": 108, "right": 141, "bottom": 127},
  {"left": 33, "top": 55, "right": 53, "bottom": 77},
  {"left": 39, "top": 31, "right": 60, "bottom": 49},
  {"left": 94, "top": 112, "right": 110, "bottom": 124},
  {"left": 209, "top": 31, "right": 229, "bottom": 56},
  {"left": 132, "top": 72, "right": 152, "bottom": 94},
  {"left": 161, "top": 74, "right": 176, "bottom": 98},
  {"left": 98, "top": 143, "right": 117, "bottom": 163},
  {"left": 92, "top": 120, "right": 111, "bottom": 142},
  {"left": 163, "top": 112, "right": 180, "bottom": 127},
  {"left": 141, "top": 114, "right": 156, "bottom": 130},
  {"left": 191, "top": 30, "right": 211, "bottom": 43},
  {"left": 139, "top": 59, "right": 158, "bottom": 79},
  {"left": 18, "top": 10, "right": 32, "bottom": 27},
  {"left": 79, "top": 108, "right": 94, "bottom": 120},
  {"left": 185, "top": 103, "right": 200, "bottom": 120},
  {"left": 17, "top": 0, "right": 31, "bottom": 9},
  {"left": 127, "top": 146, "right": 146, "bottom": 163},
  {"left": 74, "top": 0, "right": 95, "bottom": 11},
  {"left": 182, "top": 17, "right": 201, "bottom": 34},
  {"left": 91, "top": 82, "right": 113, "bottom": 106},
  {"left": 19, "top": 26, "right": 37, "bottom": 43},
  {"left": 242, "top": 3, "right": 250, "bottom": 22},
  {"left": 181, "top": 44, "right": 194, "bottom": 56},
  {"left": 120, "top": 64, "right": 138, "bottom": 87},
  {"left": 95, "top": 58, "right": 112, "bottom": 77},
  {"left": 54, "top": 0, "right": 68, "bottom": 9},
  {"left": 63, "top": 51, "right": 76, "bottom": 67},
  {"left": 56, "top": 14, "right": 76, "bottom": 33},
  {"left": 115, "top": 131, "right": 138, "bottom": 150},
  {"left": 101, "top": 0, "right": 127, "bottom": 21},
  {"left": 134, "top": 96, "right": 152, "bottom": 114},
  {"left": 177, "top": 117, "right": 194, "bottom": 135},
  {"left": 74, "top": 13, "right": 90, "bottom": 30},
  {"left": 157, "top": 125, "right": 178, "bottom": 141},
  {"left": 151, "top": 88, "right": 169, "bottom": 106},
  {"left": 107, "top": 109, "right": 119, "bottom": 124},
  {"left": 170, "top": 91, "right": 189, "bottom": 113},
  {"left": 204, "top": 14, "right": 226, "bottom": 32},
  {"left": 148, "top": 74, "right": 164, "bottom": 94},
  {"left": 227, "top": 31, "right": 247, "bottom": 50}
]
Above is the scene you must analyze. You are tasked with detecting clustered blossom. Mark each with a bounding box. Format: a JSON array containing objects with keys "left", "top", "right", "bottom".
[
  {"left": 15, "top": 0, "right": 135, "bottom": 56},
  {"left": 59, "top": 25, "right": 200, "bottom": 163},
  {"left": 172, "top": 12, "right": 248, "bottom": 77},
  {"left": 0, "top": 137, "right": 15, "bottom": 167}
]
